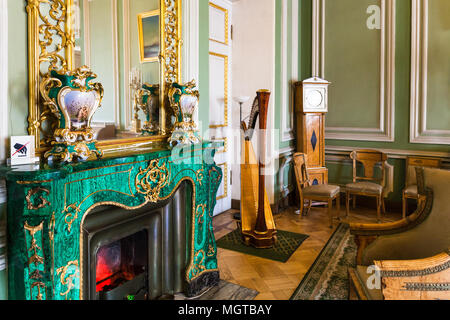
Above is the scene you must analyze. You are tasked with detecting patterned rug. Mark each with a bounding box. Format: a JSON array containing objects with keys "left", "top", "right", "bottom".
[
  {"left": 290, "top": 223, "right": 357, "bottom": 300},
  {"left": 216, "top": 228, "right": 309, "bottom": 263},
  {"left": 175, "top": 280, "right": 259, "bottom": 300}
]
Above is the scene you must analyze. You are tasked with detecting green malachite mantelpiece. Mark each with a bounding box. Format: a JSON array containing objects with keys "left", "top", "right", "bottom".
[{"left": 2, "top": 142, "right": 222, "bottom": 300}]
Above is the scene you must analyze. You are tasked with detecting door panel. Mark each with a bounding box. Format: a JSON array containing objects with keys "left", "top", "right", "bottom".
[{"left": 209, "top": 0, "right": 232, "bottom": 216}]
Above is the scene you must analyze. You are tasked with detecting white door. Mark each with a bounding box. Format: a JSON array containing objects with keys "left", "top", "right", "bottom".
[{"left": 209, "top": 0, "right": 232, "bottom": 215}]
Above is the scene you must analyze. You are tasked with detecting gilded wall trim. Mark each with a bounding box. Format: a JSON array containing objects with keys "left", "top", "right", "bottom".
[
  {"left": 208, "top": 51, "right": 229, "bottom": 128},
  {"left": 208, "top": 2, "right": 229, "bottom": 46}
]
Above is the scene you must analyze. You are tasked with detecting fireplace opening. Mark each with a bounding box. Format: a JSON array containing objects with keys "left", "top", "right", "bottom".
[
  {"left": 83, "top": 182, "right": 192, "bottom": 300},
  {"left": 95, "top": 230, "right": 148, "bottom": 295}
]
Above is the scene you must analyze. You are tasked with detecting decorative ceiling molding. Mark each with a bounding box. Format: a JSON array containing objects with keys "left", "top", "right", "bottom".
[
  {"left": 410, "top": 0, "right": 450, "bottom": 145},
  {"left": 313, "top": 0, "right": 396, "bottom": 142}
]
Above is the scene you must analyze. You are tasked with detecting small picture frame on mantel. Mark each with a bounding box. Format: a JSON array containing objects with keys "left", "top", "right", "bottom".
[{"left": 8, "top": 136, "right": 39, "bottom": 166}]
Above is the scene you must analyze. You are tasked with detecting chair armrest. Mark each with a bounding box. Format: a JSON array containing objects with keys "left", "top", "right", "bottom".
[
  {"left": 350, "top": 190, "right": 431, "bottom": 265},
  {"left": 375, "top": 249, "right": 450, "bottom": 271},
  {"left": 350, "top": 193, "right": 428, "bottom": 237},
  {"left": 374, "top": 250, "right": 450, "bottom": 300}
]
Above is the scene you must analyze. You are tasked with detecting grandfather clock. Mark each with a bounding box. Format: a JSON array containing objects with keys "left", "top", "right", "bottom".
[{"left": 294, "top": 77, "right": 330, "bottom": 185}]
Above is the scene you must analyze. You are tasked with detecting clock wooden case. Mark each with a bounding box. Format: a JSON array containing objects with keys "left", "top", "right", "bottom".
[{"left": 294, "top": 77, "right": 330, "bottom": 185}]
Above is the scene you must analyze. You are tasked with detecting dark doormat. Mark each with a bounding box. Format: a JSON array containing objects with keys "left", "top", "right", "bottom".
[{"left": 216, "top": 228, "right": 309, "bottom": 263}]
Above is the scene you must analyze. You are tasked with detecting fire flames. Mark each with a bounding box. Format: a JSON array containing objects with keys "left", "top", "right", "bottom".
[{"left": 96, "top": 244, "right": 135, "bottom": 292}]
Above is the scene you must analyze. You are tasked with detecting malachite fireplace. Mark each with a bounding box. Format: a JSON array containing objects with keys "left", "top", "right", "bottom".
[{"left": 2, "top": 142, "right": 223, "bottom": 300}]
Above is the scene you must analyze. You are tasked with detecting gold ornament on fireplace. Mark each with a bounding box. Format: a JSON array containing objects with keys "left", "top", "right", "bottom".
[
  {"left": 57, "top": 260, "right": 80, "bottom": 300},
  {"left": 135, "top": 159, "right": 170, "bottom": 202},
  {"left": 25, "top": 0, "right": 183, "bottom": 160}
]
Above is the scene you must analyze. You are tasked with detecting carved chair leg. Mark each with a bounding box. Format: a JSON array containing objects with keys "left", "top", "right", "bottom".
[
  {"left": 337, "top": 194, "right": 341, "bottom": 220},
  {"left": 402, "top": 193, "right": 407, "bottom": 219},
  {"left": 354, "top": 235, "right": 378, "bottom": 265},
  {"left": 376, "top": 196, "right": 381, "bottom": 223},
  {"left": 307, "top": 199, "right": 312, "bottom": 216},
  {"left": 382, "top": 198, "right": 386, "bottom": 215},
  {"left": 346, "top": 191, "right": 350, "bottom": 217},
  {"left": 297, "top": 193, "right": 304, "bottom": 216},
  {"left": 328, "top": 199, "right": 333, "bottom": 228}
]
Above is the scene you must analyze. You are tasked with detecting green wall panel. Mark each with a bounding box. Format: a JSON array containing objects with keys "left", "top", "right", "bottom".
[
  {"left": 198, "top": 0, "right": 210, "bottom": 135},
  {"left": 426, "top": 0, "right": 450, "bottom": 131},
  {"left": 326, "top": 0, "right": 449, "bottom": 153},
  {"left": 7, "top": 0, "right": 28, "bottom": 136},
  {"left": 325, "top": 0, "right": 381, "bottom": 129}
]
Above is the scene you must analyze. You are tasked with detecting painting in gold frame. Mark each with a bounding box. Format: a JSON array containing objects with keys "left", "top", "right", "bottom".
[{"left": 138, "top": 10, "right": 160, "bottom": 63}]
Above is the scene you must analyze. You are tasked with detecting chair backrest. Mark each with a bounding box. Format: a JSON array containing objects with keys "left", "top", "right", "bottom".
[
  {"left": 293, "top": 153, "right": 310, "bottom": 191},
  {"left": 405, "top": 156, "right": 441, "bottom": 187},
  {"left": 362, "top": 168, "right": 450, "bottom": 265},
  {"left": 350, "top": 149, "right": 388, "bottom": 184}
]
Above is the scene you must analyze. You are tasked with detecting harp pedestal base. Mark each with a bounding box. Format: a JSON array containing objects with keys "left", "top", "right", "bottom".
[{"left": 241, "top": 230, "right": 277, "bottom": 249}]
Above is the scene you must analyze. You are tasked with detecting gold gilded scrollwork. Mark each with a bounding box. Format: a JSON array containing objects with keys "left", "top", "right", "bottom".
[
  {"left": 207, "top": 244, "right": 216, "bottom": 257},
  {"left": 24, "top": 221, "right": 46, "bottom": 300},
  {"left": 196, "top": 204, "right": 206, "bottom": 224},
  {"left": 24, "top": 222, "right": 45, "bottom": 267},
  {"left": 26, "top": 187, "right": 52, "bottom": 210},
  {"left": 57, "top": 260, "right": 79, "bottom": 300},
  {"left": 31, "top": 282, "right": 46, "bottom": 301},
  {"left": 196, "top": 169, "right": 204, "bottom": 186},
  {"left": 162, "top": 0, "right": 182, "bottom": 84},
  {"left": 190, "top": 250, "right": 207, "bottom": 278},
  {"left": 63, "top": 203, "right": 81, "bottom": 233},
  {"left": 26, "top": 0, "right": 74, "bottom": 152},
  {"left": 135, "top": 160, "right": 170, "bottom": 202}
]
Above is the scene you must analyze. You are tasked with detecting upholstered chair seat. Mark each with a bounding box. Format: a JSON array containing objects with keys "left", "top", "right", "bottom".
[
  {"left": 294, "top": 153, "right": 341, "bottom": 228},
  {"left": 403, "top": 184, "right": 418, "bottom": 197},
  {"left": 345, "top": 150, "right": 388, "bottom": 222},
  {"left": 302, "top": 184, "right": 340, "bottom": 198},
  {"left": 345, "top": 182, "right": 383, "bottom": 195}
]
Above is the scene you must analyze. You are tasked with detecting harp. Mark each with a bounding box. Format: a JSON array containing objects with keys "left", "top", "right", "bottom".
[{"left": 239, "top": 90, "right": 277, "bottom": 248}]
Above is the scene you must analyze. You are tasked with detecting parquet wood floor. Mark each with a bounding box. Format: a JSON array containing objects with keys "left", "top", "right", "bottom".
[{"left": 213, "top": 204, "right": 402, "bottom": 300}]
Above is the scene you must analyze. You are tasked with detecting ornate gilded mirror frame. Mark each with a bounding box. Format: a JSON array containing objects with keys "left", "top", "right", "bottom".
[{"left": 26, "top": 0, "right": 182, "bottom": 159}]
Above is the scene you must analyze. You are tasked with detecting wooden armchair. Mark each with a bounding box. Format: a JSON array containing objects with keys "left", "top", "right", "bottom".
[
  {"left": 346, "top": 150, "right": 388, "bottom": 222},
  {"left": 402, "top": 156, "right": 441, "bottom": 218},
  {"left": 350, "top": 167, "right": 450, "bottom": 266},
  {"left": 349, "top": 167, "right": 450, "bottom": 300},
  {"left": 293, "top": 153, "right": 341, "bottom": 228},
  {"left": 349, "top": 250, "right": 450, "bottom": 300}
]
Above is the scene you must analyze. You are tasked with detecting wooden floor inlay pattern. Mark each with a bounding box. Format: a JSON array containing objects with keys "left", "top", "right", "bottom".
[{"left": 213, "top": 205, "right": 401, "bottom": 300}]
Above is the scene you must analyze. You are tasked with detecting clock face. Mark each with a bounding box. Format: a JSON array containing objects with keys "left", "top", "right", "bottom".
[{"left": 306, "top": 90, "right": 323, "bottom": 108}]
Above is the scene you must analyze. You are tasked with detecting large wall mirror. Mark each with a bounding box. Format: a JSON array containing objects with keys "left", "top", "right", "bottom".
[{"left": 26, "top": 0, "right": 182, "bottom": 159}]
